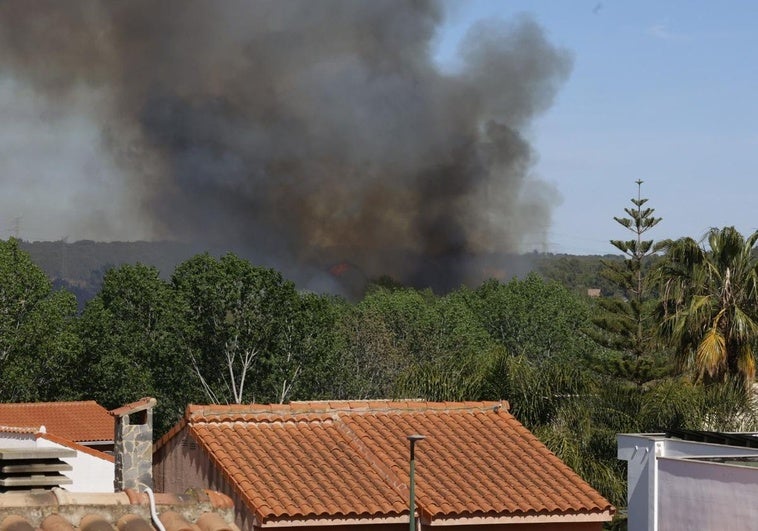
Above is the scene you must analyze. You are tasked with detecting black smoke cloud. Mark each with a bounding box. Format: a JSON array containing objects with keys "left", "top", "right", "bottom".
[{"left": 0, "top": 1, "right": 571, "bottom": 291}]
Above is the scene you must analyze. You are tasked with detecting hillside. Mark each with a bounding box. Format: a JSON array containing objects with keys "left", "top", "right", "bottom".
[{"left": 19, "top": 240, "right": 625, "bottom": 307}]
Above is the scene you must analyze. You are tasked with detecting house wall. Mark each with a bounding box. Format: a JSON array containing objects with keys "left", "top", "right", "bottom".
[
  {"left": 36, "top": 438, "right": 114, "bottom": 492},
  {"left": 154, "top": 426, "right": 257, "bottom": 531},
  {"left": 0, "top": 433, "right": 113, "bottom": 492},
  {"left": 658, "top": 457, "right": 758, "bottom": 530},
  {"left": 617, "top": 435, "right": 659, "bottom": 531},
  {"left": 619, "top": 433, "right": 758, "bottom": 531}
]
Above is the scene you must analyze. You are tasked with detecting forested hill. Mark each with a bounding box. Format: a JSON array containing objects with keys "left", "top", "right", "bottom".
[
  {"left": 19, "top": 239, "right": 624, "bottom": 305},
  {"left": 19, "top": 240, "right": 204, "bottom": 307}
]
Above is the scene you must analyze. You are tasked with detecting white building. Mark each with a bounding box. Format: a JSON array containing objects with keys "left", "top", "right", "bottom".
[
  {"left": 0, "top": 425, "right": 114, "bottom": 492},
  {"left": 618, "top": 430, "right": 758, "bottom": 531}
]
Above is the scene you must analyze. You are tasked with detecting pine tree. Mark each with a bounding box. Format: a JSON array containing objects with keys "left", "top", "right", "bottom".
[{"left": 592, "top": 180, "right": 663, "bottom": 361}]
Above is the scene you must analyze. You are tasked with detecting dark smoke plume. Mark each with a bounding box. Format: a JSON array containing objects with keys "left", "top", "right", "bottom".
[{"left": 0, "top": 1, "right": 571, "bottom": 292}]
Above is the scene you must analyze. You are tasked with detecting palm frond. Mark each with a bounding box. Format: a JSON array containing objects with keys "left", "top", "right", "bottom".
[
  {"left": 695, "top": 327, "right": 726, "bottom": 379},
  {"left": 737, "top": 344, "right": 756, "bottom": 383},
  {"left": 731, "top": 306, "right": 758, "bottom": 342}
]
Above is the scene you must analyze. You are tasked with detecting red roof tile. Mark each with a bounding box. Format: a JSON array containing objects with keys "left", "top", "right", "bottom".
[
  {"left": 0, "top": 402, "right": 113, "bottom": 443},
  {"left": 182, "top": 400, "right": 613, "bottom": 525}
]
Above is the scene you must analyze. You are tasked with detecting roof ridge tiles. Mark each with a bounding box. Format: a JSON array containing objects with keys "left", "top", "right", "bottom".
[
  {"left": 186, "top": 400, "right": 510, "bottom": 422},
  {"left": 0, "top": 401, "right": 100, "bottom": 407},
  {"left": 0, "top": 425, "right": 38, "bottom": 434},
  {"left": 45, "top": 488, "right": 235, "bottom": 510}
]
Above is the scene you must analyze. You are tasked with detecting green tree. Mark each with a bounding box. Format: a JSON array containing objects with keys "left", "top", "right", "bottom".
[
  {"left": 77, "top": 264, "right": 189, "bottom": 435},
  {"left": 467, "top": 273, "right": 597, "bottom": 362},
  {"left": 390, "top": 288, "right": 501, "bottom": 401},
  {"left": 336, "top": 286, "right": 496, "bottom": 400},
  {"left": 172, "top": 253, "right": 300, "bottom": 404},
  {"left": 657, "top": 226, "right": 758, "bottom": 384},
  {"left": 592, "top": 180, "right": 662, "bottom": 358},
  {"left": 0, "top": 239, "right": 80, "bottom": 401},
  {"left": 481, "top": 351, "right": 592, "bottom": 426},
  {"left": 336, "top": 299, "right": 404, "bottom": 398},
  {"left": 270, "top": 291, "right": 345, "bottom": 402}
]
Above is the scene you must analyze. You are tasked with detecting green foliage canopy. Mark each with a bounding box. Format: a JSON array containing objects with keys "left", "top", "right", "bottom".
[
  {"left": 468, "top": 273, "right": 597, "bottom": 362},
  {"left": 76, "top": 263, "right": 190, "bottom": 434},
  {"left": 0, "top": 239, "right": 80, "bottom": 401}
]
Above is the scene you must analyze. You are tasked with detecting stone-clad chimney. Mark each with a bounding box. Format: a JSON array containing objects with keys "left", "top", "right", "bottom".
[{"left": 108, "top": 397, "right": 157, "bottom": 492}]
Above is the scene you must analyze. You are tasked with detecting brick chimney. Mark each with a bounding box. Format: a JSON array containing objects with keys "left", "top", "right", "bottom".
[{"left": 108, "top": 397, "right": 157, "bottom": 492}]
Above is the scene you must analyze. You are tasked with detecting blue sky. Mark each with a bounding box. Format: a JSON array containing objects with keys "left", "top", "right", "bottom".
[{"left": 436, "top": 1, "right": 758, "bottom": 254}]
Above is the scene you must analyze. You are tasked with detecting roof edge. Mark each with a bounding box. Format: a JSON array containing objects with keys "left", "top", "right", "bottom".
[
  {"left": 184, "top": 424, "right": 267, "bottom": 522},
  {"left": 37, "top": 433, "right": 115, "bottom": 463},
  {"left": 0, "top": 401, "right": 102, "bottom": 408},
  {"left": 257, "top": 514, "right": 408, "bottom": 528},
  {"left": 424, "top": 509, "right": 615, "bottom": 526},
  {"left": 109, "top": 397, "right": 157, "bottom": 417}
]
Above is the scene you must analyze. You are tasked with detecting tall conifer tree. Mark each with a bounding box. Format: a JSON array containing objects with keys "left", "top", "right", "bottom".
[{"left": 592, "top": 180, "right": 662, "bottom": 358}]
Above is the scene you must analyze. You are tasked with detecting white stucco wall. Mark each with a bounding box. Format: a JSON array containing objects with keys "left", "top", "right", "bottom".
[
  {"left": 619, "top": 433, "right": 758, "bottom": 531},
  {"left": 618, "top": 435, "right": 664, "bottom": 531},
  {"left": 0, "top": 433, "right": 114, "bottom": 492},
  {"left": 0, "top": 432, "right": 36, "bottom": 448},
  {"left": 659, "top": 457, "right": 758, "bottom": 530},
  {"left": 36, "top": 437, "right": 114, "bottom": 492}
]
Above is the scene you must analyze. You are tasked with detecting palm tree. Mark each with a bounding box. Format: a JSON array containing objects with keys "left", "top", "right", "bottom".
[{"left": 657, "top": 226, "right": 758, "bottom": 385}]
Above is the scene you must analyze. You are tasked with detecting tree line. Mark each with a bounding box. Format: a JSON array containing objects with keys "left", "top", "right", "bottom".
[
  {"left": 19, "top": 240, "right": 627, "bottom": 311},
  {"left": 2, "top": 184, "right": 758, "bottom": 521}
]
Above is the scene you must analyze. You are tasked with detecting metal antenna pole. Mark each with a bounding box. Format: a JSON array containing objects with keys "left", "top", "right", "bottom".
[{"left": 407, "top": 434, "right": 426, "bottom": 531}]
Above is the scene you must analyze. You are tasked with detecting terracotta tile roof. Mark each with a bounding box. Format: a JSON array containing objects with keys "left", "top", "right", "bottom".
[
  {"left": 0, "top": 402, "right": 113, "bottom": 443},
  {"left": 182, "top": 400, "right": 613, "bottom": 525},
  {"left": 0, "top": 425, "right": 37, "bottom": 435},
  {"left": 0, "top": 488, "right": 239, "bottom": 531}
]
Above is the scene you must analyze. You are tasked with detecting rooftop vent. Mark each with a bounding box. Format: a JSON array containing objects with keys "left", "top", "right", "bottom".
[{"left": 0, "top": 448, "right": 75, "bottom": 492}]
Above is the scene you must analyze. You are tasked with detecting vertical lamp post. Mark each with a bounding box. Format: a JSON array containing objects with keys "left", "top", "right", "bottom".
[{"left": 407, "top": 434, "right": 426, "bottom": 531}]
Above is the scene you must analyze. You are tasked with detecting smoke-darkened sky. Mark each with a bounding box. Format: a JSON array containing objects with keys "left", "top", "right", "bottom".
[{"left": 0, "top": 1, "right": 571, "bottom": 289}]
